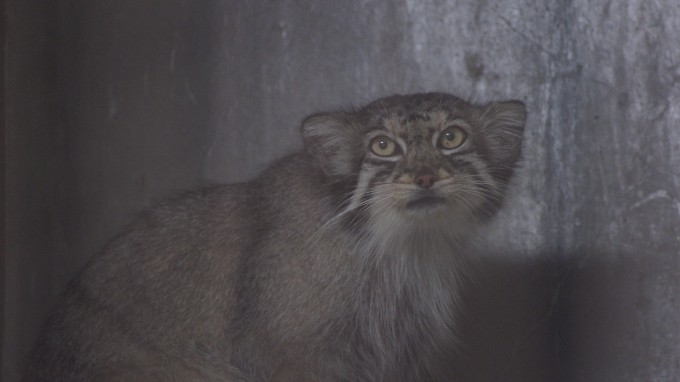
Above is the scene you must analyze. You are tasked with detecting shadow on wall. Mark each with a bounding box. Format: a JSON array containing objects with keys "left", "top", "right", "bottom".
[
  {"left": 452, "top": 250, "right": 680, "bottom": 382},
  {"left": 450, "top": 254, "right": 565, "bottom": 382},
  {"left": 556, "top": 251, "right": 680, "bottom": 382}
]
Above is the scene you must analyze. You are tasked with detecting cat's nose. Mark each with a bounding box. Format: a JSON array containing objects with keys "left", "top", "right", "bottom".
[{"left": 414, "top": 173, "right": 437, "bottom": 189}]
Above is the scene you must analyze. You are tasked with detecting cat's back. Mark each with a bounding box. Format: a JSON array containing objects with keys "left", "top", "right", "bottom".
[
  {"left": 25, "top": 153, "right": 332, "bottom": 381},
  {"left": 86, "top": 178, "right": 260, "bottom": 300},
  {"left": 25, "top": 177, "right": 266, "bottom": 380}
]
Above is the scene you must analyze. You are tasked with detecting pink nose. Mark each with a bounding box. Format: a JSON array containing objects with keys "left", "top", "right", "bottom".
[{"left": 414, "top": 174, "right": 437, "bottom": 189}]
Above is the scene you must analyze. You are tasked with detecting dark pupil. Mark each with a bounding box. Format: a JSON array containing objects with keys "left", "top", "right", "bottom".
[
  {"left": 444, "top": 132, "right": 454, "bottom": 141},
  {"left": 379, "top": 140, "right": 388, "bottom": 149}
]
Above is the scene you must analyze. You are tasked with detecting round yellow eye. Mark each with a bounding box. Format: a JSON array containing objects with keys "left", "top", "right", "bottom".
[
  {"left": 438, "top": 127, "right": 467, "bottom": 149},
  {"left": 369, "top": 136, "right": 398, "bottom": 157}
]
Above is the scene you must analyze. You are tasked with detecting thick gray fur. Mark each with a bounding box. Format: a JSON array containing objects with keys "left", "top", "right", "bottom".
[{"left": 24, "top": 93, "right": 526, "bottom": 381}]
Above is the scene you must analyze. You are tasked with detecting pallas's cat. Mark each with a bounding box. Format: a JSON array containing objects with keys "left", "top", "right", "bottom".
[{"left": 25, "top": 93, "right": 526, "bottom": 381}]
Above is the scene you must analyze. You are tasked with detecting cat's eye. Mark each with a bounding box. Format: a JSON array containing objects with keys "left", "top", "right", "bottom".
[
  {"left": 369, "top": 135, "right": 399, "bottom": 157},
  {"left": 438, "top": 127, "right": 467, "bottom": 150}
]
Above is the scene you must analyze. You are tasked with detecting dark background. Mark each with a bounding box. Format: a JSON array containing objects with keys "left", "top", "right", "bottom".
[{"left": 4, "top": 1, "right": 680, "bottom": 381}]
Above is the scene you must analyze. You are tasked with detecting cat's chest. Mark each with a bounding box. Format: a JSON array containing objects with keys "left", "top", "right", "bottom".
[{"left": 353, "top": 233, "right": 461, "bottom": 323}]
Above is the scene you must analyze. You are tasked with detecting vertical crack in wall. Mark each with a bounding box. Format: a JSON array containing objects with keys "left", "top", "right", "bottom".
[
  {"left": 544, "top": 0, "right": 578, "bottom": 258},
  {"left": 542, "top": 1, "right": 580, "bottom": 380}
]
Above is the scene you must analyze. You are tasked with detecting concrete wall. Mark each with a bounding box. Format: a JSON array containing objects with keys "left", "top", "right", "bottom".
[{"left": 4, "top": 1, "right": 680, "bottom": 381}]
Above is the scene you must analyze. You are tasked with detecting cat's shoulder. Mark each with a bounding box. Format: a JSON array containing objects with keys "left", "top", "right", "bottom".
[{"left": 119, "top": 152, "right": 321, "bottom": 238}]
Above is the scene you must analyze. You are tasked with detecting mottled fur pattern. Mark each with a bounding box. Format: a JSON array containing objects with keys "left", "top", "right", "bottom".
[{"left": 24, "top": 93, "right": 526, "bottom": 381}]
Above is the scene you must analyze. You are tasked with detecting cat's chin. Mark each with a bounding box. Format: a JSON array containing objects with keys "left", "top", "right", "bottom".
[
  {"left": 399, "top": 194, "right": 451, "bottom": 219},
  {"left": 404, "top": 195, "right": 447, "bottom": 211}
]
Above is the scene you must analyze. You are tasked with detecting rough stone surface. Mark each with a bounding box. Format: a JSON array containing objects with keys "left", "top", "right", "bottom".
[{"left": 4, "top": 1, "right": 680, "bottom": 381}]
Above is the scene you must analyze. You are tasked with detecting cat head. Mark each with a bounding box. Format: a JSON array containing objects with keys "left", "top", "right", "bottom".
[{"left": 301, "top": 93, "right": 526, "bottom": 228}]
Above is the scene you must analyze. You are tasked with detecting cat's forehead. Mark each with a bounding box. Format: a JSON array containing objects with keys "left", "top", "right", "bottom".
[
  {"left": 361, "top": 93, "right": 475, "bottom": 135},
  {"left": 381, "top": 110, "right": 452, "bottom": 135}
]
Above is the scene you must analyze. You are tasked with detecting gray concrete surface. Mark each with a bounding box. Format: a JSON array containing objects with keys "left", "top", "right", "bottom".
[{"left": 4, "top": 1, "right": 680, "bottom": 381}]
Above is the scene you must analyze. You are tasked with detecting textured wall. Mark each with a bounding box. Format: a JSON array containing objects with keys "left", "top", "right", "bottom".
[{"left": 5, "top": 1, "right": 680, "bottom": 381}]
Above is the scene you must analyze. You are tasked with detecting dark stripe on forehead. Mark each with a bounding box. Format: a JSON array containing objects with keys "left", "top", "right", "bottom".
[
  {"left": 444, "top": 113, "right": 466, "bottom": 122},
  {"left": 405, "top": 112, "right": 432, "bottom": 123},
  {"left": 408, "top": 134, "right": 429, "bottom": 144}
]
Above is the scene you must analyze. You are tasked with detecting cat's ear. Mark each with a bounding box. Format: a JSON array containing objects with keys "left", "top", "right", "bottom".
[
  {"left": 481, "top": 100, "right": 526, "bottom": 166},
  {"left": 301, "top": 112, "right": 359, "bottom": 177}
]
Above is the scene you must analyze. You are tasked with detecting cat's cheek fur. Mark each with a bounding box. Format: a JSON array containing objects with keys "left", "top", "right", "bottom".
[{"left": 481, "top": 100, "right": 527, "bottom": 168}]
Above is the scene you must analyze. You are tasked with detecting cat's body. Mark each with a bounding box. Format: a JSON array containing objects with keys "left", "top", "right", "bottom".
[{"left": 24, "top": 93, "right": 526, "bottom": 381}]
